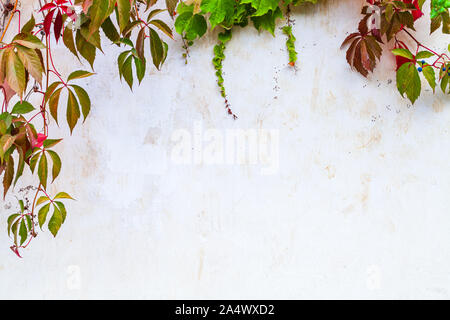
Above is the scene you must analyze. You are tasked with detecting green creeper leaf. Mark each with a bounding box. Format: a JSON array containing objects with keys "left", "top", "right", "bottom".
[
  {"left": 122, "top": 55, "right": 134, "bottom": 89},
  {"left": 117, "top": 51, "right": 130, "bottom": 79},
  {"left": 3, "top": 155, "right": 14, "bottom": 198},
  {"left": 396, "top": 62, "right": 421, "bottom": 104},
  {"left": 22, "top": 15, "right": 36, "bottom": 34},
  {"left": 251, "top": 7, "right": 282, "bottom": 36},
  {"left": 148, "top": 20, "right": 173, "bottom": 39},
  {"left": 16, "top": 45, "right": 44, "bottom": 84},
  {"left": 422, "top": 66, "right": 436, "bottom": 92},
  {"left": 67, "top": 70, "right": 95, "bottom": 82},
  {"left": 38, "top": 152, "right": 48, "bottom": 189},
  {"left": 38, "top": 203, "right": 51, "bottom": 230},
  {"left": 175, "top": 10, "right": 207, "bottom": 40},
  {"left": 134, "top": 57, "right": 146, "bottom": 84},
  {"left": 48, "top": 205, "right": 63, "bottom": 237},
  {"left": 43, "top": 138, "right": 62, "bottom": 149},
  {"left": 392, "top": 48, "right": 414, "bottom": 60},
  {"left": 6, "top": 50, "right": 26, "bottom": 97},
  {"left": 47, "top": 150, "right": 61, "bottom": 183},
  {"left": 49, "top": 87, "right": 62, "bottom": 124},
  {"left": 11, "top": 101, "right": 35, "bottom": 114},
  {"left": 200, "top": 0, "right": 235, "bottom": 29},
  {"left": 11, "top": 219, "right": 19, "bottom": 246},
  {"left": 67, "top": 89, "right": 81, "bottom": 134},
  {"left": 70, "top": 85, "right": 91, "bottom": 121},
  {"left": 80, "top": 25, "right": 103, "bottom": 51},
  {"left": 44, "top": 81, "right": 62, "bottom": 103},
  {"left": 54, "top": 192, "right": 74, "bottom": 200},
  {"left": 63, "top": 25, "right": 79, "bottom": 59},
  {"left": 89, "top": 0, "right": 115, "bottom": 36},
  {"left": 7, "top": 214, "right": 19, "bottom": 237},
  {"left": 241, "top": 0, "right": 278, "bottom": 16},
  {"left": 0, "top": 134, "right": 16, "bottom": 160},
  {"left": 13, "top": 147, "right": 24, "bottom": 186},
  {"left": 166, "top": 0, "right": 179, "bottom": 17},
  {"left": 13, "top": 34, "right": 45, "bottom": 49},
  {"left": 441, "top": 73, "right": 449, "bottom": 93},
  {"left": 76, "top": 30, "right": 96, "bottom": 69},
  {"left": 19, "top": 219, "right": 27, "bottom": 246},
  {"left": 149, "top": 28, "right": 164, "bottom": 70},
  {"left": 117, "top": 0, "right": 131, "bottom": 33},
  {"left": 54, "top": 201, "right": 67, "bottom": 223},
  {"left": 101, "top": 17, "right": 120, "bottom": 44},
  {"left": 415, "top": 51, "right": 434, "bottom": 60},
  {"left": 29, "top": 152, "right": 40, "bottom": 174},
  {"left": 25, "top": 215, "right": 32, "bottom": 230},
  {"left": 36, "top": 196, "right": 50, "bottom": 206}
]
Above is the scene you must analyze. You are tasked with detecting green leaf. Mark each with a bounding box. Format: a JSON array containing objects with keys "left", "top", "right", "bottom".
[
  {"left": 38, "top": 203, "right": 51, "bottom": 230},
  {"left": 117, "top": 0, "right": 131, "bottom": 33},
  {"left": 6, "top": 50, "right": 26, "bottom": 97},
  {"left": 166, "top": 0, "right": 179, "bottom": 17},
  {"left": 134, "top": 57, "right": 146, "bottom": 84},
  {"left": 54, "top": 201, "right": 67, "bottom": 223},
  {"left": 0, "top": 134, "right": 16, "bottom": 160},
  {"left": 200, "top": 0, "right": 235, "bottom": 28},
  {"left": 18, "top": 218, "right": 28, "bottom": 245},
  {"left": 47, "top": 150, "right": 61, "bottom": 182},
  {"left": 67, "top": 89, "right": 81, "bottom": 133},
  {"left": 19, "top": 219, "right": 27, "bottom": 245},
  {"left": 29, "top": 152, "right": 40, "bottom": 174},
  {"left": 48, "top": 205, "right": 63, "bottom": 237},
  {"left": 13, "top": 34, "right": 45, "bottom": 49},
  {"left": 43, "top": 138, "right": 62, "bottom": 149},
  {"left": 36, "top": 196, "right": 50, "bottom": 206},
  {"left": 122, "top": 55, "right": 134, "bottom": 89},
  {"left": 422, "top": 66, "right": 436, "bottom": 92},
  {"left": 16, "top": 45, "right": 44, "bottom": 84},
  {"left": 241, "top": 0, "right": 278, "bottom": 16},
  {"left": 251, "top": 7, "right": 282, "bottom": 36},
  {"left": 148, "top": 20, "right": 173, "bottom": 39},
  {"left": 7, "top": 214, "right": 20, "bottom": 237},
  {"left": 67, "top": 70, "right": 95, "bottom": 82},
  {"left": 415, "top": 51, "right": 434, "bottom": 60},
  {"left": 392, "top": 48, "right": 414, "bottom": 60},
  {"left": 49, "top": 87, "right": 62, "bottom": 124},
  {"left": 21, "top": 15, "right": 36, "bottom": 34},
  {"left": 3, "top": 155, "right": 14, "bottom": 198},
  {"left": 76, "top": 30, "right": 96, "bottom": 69},
  {"left": 149, "top": 28, "right": 164, "bottom": 70},
  {"left": 38, "top": 152, "right": 48, "bottom": 189},
  {"left": 89, "top": 0, "right": 115, "bottom": 36},
  {"left": 63, "top": 25, "right": 79, "bottom": 59},
  {"left": 54, "top": 192, "right": 74, "bottom": 200},
  {"left": 70, "top": 85, "right": 91, "bottom": 121},
  {"left": 101, "top": 17, "right": 120, "bottom": 44},
  {"left": 11, "top": 101, "right": 35, "bottom": 114},
  {"left": 396, "top": 62, "right": 421, "bottom": 104},
  {"left": 13, "top": 147, "right": 24, "bottom": 186}
]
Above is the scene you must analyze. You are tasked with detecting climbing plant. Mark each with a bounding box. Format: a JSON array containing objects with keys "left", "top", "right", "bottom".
[{"left": 0, "top": 0, "right": 448, "bottom": 257}]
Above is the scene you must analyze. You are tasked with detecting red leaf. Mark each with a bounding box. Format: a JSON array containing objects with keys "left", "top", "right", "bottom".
[
  {"left": 39, "top": 2, "right": 56, "bottom": 12},
  {"left": 54, "top": 10, "right": 63, "bottom": 42},
  {"left": 10, "top": 246, "right": 22, "bottom": 258},
  {"left": 44, "top": 9, "right": 55, "bottom": 36}
]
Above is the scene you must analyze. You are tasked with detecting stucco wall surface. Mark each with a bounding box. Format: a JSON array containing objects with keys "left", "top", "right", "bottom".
[{"left": 0, "top": 0, "right": 450, "bottom": 299}]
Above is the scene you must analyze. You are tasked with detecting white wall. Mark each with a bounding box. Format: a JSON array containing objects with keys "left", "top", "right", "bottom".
[{"left": 1, "top": 0, "right": 449, "bottom": 299}]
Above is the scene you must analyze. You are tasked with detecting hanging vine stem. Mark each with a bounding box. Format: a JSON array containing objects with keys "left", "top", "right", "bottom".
[
  {"left": 212, "top": 29, "right": 237, "bottom": 120},
  {"left": 283, "top": 4, "right": 297, "bottom": 67}
]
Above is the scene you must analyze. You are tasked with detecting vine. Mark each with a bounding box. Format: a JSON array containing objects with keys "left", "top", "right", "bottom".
[{"left": 0, "top": 0, "right": 448, "bottom": 257}]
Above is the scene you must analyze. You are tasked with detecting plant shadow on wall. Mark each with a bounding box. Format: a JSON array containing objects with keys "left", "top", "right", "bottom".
[{"left": 0, "top": 0, "right": 448, "bottom": 257}]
